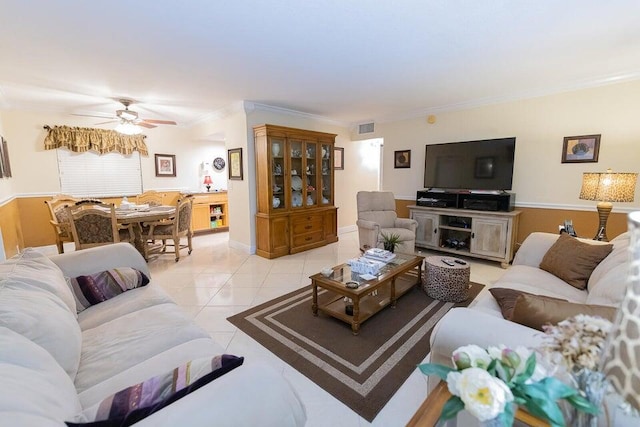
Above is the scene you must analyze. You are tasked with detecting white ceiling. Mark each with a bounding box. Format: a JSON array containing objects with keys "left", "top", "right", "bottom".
[{"left": 1, "top": 1, "right": 639, "bottom": 127}]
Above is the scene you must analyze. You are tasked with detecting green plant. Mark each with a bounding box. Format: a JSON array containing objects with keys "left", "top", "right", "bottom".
[{"left": 380, "top": 232, "right": 403, "bottom": 253}]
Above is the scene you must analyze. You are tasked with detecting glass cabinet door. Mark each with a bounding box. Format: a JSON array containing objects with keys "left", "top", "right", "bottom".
[
  {"left": 289, "top": 139, "right": 304, "bottom": 209},
  {"left": 270, "top": 138, "right": 286, "bottom": 211},
  {"left": 321, "top": 143, "right": 333, "bottom": 205},
  {"left": 304, "top": 141, "right": 317, "bottom": 207}
]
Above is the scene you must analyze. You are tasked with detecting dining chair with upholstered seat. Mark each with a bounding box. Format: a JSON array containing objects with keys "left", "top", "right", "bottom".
[
  {"left": 136, "top": 190, "right": 165, "bottom": 207},
  {"left": 45, "top": 194, "right": 80, "bottom": 254},
  {"left": 142, "top": 197, "right": 193, "bottom": 261},
  {"left": 67, "top": 202, "right": 134, "bottom": 250}
]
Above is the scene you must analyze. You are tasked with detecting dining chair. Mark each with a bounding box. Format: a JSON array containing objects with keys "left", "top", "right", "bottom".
[
  {"left": 44, "top": 194, "right": 80, "bottom": 254},
  {"left": 142, "top": 197, "right": 194, "bottom": 261},
  {"left": 67, "top": 202, "right": 134, "bottom": 250},
  {"left": 136, "top": 190, "right": 165, "bottom": 207}
]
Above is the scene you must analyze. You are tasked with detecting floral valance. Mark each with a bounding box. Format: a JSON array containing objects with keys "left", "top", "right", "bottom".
[{"left": 43, "top": 125, "right": 148, "bottom": 156}]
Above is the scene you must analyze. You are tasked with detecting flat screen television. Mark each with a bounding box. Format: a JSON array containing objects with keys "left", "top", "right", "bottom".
[{"left": 424, "top": 137, "right": 516, "bottom": 191}]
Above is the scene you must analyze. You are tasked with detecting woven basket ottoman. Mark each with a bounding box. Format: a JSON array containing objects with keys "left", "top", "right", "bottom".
[{"left": 423, "top": 256, "right": 470, "bottom": 302}]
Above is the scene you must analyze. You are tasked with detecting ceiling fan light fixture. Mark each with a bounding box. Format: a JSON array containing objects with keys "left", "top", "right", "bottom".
[
  {"left": 118, "top": 109, "right": 138, "bottom": 121},
  {"left": 115, "top": 120, "right": 142, "bottom": 135}
]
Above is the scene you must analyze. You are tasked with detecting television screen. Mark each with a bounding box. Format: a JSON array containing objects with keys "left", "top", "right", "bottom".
[{"left": 424, "top": 137, "right": 516, "bottom": 190}]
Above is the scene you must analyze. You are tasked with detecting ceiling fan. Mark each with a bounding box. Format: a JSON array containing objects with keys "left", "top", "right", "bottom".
[{"left": 77, "top": 98, "right": 177, "bottom": 133}]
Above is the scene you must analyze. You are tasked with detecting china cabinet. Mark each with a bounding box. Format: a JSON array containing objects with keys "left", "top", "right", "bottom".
[{"left": 254, "top": 124, "right": 338, "bottom": 258}]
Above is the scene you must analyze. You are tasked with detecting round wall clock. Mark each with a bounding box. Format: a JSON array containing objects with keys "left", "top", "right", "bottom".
[{"left": 213, "top": 157, "right": 226, "bottom": 170}]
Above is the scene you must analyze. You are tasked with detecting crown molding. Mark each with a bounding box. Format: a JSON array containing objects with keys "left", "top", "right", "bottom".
[
  {"left": 370, "top": 70, "right": 640, "bottom": 124},
  {"left": 246, "top": 101, "right": 350, "bottom": 128}
]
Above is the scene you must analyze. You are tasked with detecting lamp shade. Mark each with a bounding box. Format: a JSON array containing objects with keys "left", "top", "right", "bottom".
[
  {"left": 203, "top": 175, "right": 213, "bottom": 185},
  {"left": 579, "top": 169, "right": 637, "bottom": 202},
  {"left": 601, "top": 211, "right": 640, "bottom": 411}
]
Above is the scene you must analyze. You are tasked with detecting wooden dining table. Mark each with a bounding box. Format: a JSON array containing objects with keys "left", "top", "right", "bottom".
[{"left": 114, "top": 205, "right": 175, "bottom": 259}]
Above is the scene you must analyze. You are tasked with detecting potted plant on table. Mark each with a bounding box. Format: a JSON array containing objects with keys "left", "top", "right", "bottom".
[{"left": 380, "top": 232, "right": 403, "bottom": 253}]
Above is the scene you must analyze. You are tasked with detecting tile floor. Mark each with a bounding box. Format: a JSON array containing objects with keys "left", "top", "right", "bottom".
[{"left": 55, "top": 231, "right": 506, "bottom": 426}]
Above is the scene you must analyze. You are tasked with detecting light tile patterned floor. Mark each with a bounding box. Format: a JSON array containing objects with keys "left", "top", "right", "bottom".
[{"left": 55, "top": 231, "right": 505, "bottom": 426}]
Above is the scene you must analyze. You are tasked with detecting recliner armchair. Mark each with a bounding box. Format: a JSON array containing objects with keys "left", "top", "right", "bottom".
[{"left": 356, "top": 191, "right": 417, "bottom": 254}]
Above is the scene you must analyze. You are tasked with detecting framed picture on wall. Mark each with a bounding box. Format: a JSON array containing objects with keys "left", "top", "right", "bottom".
[
  {"left": 334, "top": 147, "right": 344, "bottom": 170},
  {"left": 228, "top": 148, "right": 243, "bottom": 180},
  {"left": 561, "top": 134, "right": 601, "bottom": 163},
  {"left": 394, "top": 150, "right": 411, "bottom": 168},
  {"left": 154, "top": 153, "right": 176, "bottom": 177}
]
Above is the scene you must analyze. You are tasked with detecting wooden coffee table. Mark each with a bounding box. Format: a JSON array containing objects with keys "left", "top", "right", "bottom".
[{"left": 310, "top": 253, "right": 424, "bottom": 335}]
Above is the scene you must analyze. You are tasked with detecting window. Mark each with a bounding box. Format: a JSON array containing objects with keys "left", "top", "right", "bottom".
[{"left": 57, "top": 149, "right": 142, "bottom": 197}]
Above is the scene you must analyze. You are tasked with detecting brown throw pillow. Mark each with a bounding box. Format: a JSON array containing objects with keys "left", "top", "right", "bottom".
[
  {"left": 488, "top": 288, "right": 553, "bottom": 320},
  {"left": 511, "top": 293, "right": 618, "bottom": 331},
  {"left": 539, "top": 233, "right": 613, "bottom": 290}
]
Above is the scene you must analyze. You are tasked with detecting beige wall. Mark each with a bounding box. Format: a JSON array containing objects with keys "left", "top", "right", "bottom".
[
  {"left": 191, "top": 108, "right": 251, "bottom": 251},
  {"left": 354, "top": 80, "right": 640, "bottom": 221}
]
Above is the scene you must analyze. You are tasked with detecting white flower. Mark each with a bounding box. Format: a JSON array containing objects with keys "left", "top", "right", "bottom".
[
  {"left": 452, "top": 345, "right": 492, "bottom": 369},
  {"left": 446, "top": 368, "right": 514, "bottom": 421},
  {"left": 487, "top": 345, "right": 505, "bottom": 360}
]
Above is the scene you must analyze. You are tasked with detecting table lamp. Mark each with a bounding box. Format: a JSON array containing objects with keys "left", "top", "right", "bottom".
[
  {"left": 601, "top": 211, "right": 640, "bottom": 413},
  {"left": 579, "top": 169, "right": 637, "bottom": 241},
  {"left": 203, "top": 175, "right": 212, "bottom": 192}
]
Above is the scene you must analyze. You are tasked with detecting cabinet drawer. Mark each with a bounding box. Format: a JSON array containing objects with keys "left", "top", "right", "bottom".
[
  {"left": 292, "top": 218, "right": 323, "bottom": 234},
  {"left": 292, "top": 231, "right": 324, "bottom": 247},
  {"left": 291, "top": 213, "right": 323, "bottom": 225}
]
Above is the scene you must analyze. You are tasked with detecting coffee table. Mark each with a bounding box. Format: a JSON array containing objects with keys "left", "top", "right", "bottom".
[{"left": 310, "top": 253, "right": 424, "bottom": 335}]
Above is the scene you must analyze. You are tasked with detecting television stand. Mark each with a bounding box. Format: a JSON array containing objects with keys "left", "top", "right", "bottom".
[{"left": 408, "top": 205, "right": 521, "bottom": 268}]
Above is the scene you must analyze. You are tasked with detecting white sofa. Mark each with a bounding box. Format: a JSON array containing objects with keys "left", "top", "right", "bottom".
[
  {"left": 428, "top": 231, "right": 633, "bottom": 425},
  {"left": 0, "top": 243, "right": 306, "bottom": 426}
]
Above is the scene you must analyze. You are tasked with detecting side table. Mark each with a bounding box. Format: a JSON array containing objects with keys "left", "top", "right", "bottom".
[{"left": 423, "top": 256, "right": 470, "bottom": 302}]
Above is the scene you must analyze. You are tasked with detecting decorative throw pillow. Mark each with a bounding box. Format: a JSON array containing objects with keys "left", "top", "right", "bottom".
[
  {"left": 488, "top": 287, "right": 558, "bottom": 320},
  {"left": 67, "top": 354, "right": 244, "bottom": 426},
  {"left": 539, "top": 233, "right": 613, "bottom": 290},
  {"left": 511, "top": 293, "right": 618, "bottom": 331},
  {"left": 67, "top": 268, "right": 150, "bottom": 313}
]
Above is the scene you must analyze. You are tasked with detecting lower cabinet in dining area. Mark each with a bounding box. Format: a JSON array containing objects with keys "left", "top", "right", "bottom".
[
  {"left": 256, "top": 207, "right": 338, "bottom": 259},
  {"left": 190, "top": 192, "right": 229, "bottom": 233}
]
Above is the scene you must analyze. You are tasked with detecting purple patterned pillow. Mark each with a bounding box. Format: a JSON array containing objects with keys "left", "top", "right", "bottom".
[
  {"left": 66, "top": 354, "right": 244, "bottom": 426},
  {"left": 68, "top": 268, "right": 149, "bottom": 313}
]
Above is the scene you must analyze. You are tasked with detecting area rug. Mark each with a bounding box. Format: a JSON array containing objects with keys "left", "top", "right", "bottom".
[{"left": 227, "top": 277, "right": 484, "bottom": 422}]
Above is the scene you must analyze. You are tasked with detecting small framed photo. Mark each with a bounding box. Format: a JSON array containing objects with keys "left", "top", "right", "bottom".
[
  {"left": 394, "top": 150, "right": 411, "bottom": 168},
  {"left": 561, "top": 134, "right": 601, "bottom": 163},
  {"left": 228, "top": 148, "right": 243, "bottom": 180},
  {"left": 334, "top": 147, "right": 344, "bottom": 170},
  {"left": 154, "top": 153, "right": 176, "bottom": 177}
]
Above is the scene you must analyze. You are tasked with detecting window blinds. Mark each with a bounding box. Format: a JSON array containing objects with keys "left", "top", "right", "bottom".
[{"left": 57, "top": 149, "right": 142, "bottom": 197}]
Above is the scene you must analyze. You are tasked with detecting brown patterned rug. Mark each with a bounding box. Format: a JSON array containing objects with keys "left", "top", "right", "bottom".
[{"left": 228, "top": 279, "right": 483, "bottom": 422}]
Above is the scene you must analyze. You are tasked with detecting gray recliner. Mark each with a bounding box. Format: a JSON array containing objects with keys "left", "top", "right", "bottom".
[{"left": 356, "top": 191, "right": 417, "bottom": 254}]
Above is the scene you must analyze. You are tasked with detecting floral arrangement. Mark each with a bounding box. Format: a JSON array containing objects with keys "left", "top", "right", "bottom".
[
  {"left": 540, "top": 314, "right": 612, "bottom": 371},
  {"left": 419, "top": 344, "right": 598, "bottom": 426}
]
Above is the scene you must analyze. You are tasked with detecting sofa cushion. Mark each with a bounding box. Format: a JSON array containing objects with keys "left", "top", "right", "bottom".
[
  {"left": 73, "top": 355, "right": 244, "bottom": 426},
  {"left": 77, "top": 285, "right": 175, "bottom": 331},
  {"left": 539, "top": 233, "right": 613, "bottom": 290},
  {"left": 0, "top": 281, "right": 82, "bottom": 379},
  {"left": 0, "top": 327, "right": 82, "bottom": 424},
  {"left": 68, "top": 267, "right": 150, "bottom": 313},
  {"left": 0, "top": 248, "right": 77, "bottom": 314},
  {"left": 75, "top": 303, "right": 213, "bottom": 394},
  {"left": 511, "top": 293, "right": 618, "bottom": 331}
]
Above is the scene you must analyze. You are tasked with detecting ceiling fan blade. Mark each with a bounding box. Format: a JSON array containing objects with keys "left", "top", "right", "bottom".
[
  {"left": 141, "top": 119, "right": 177, "bottom": 125},
  {"left": 137, "top": 122, "right": 157, "bottom": 129},
  {"left": 94, "top": 120, "right": 118, "bottom": 125},
  {"left": 71, "top": 113, "right": 115, "bottom": 119}
]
